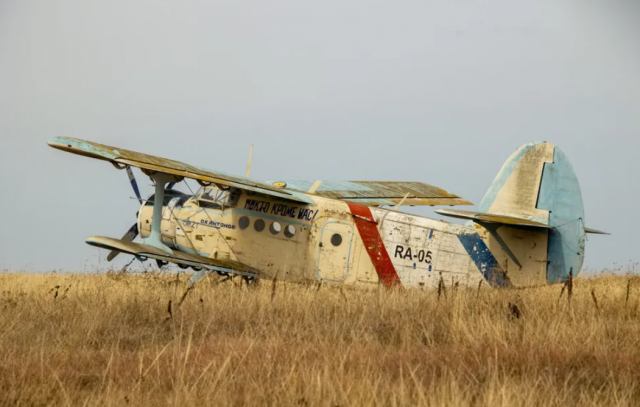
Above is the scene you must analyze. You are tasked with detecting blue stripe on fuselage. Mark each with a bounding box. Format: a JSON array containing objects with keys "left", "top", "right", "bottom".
[{"left": 457, "top": 233, "right": 511, "bottom": 288}]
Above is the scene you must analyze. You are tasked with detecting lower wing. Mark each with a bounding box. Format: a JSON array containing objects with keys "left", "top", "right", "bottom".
[{"left": 86, "top": 236, "right": 259, "bottom": 277}]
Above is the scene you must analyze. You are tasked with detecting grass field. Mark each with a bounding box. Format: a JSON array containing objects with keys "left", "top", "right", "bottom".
[{"left": 0, "top": 271, "right": 639, "bottom": 406}]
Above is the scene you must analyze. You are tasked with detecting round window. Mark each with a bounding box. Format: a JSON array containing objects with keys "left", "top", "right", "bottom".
[
  {"left": 254, "top": 219, "right": 265, "bottom": 232},
  {"left": 239, "top": 216, "right": 250, "bottom": 230},
  {"left": 331, "top": 233, "right": 343, "bottom": 246},
  {"left": 284, "top": 224, "right": 296, "bottom": 238},
  {"left": 269, "top": 221, "right": 282, "bottom": 235}
]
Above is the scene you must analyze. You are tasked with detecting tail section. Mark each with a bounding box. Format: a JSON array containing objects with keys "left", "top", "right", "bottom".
[{"left": 440, "top": 142, "right": 605, "bottom": 287}]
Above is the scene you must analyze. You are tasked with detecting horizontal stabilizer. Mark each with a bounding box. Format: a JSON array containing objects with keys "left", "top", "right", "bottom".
[
  {"left": 437, "top": 208, "right": 554, "bottom": 269},
  {"left": 86, "top": 236, "right": 259, "bottom": 277},
  {"left": 270, "top": 180, "right": 472, "bottom": 207},
  {"left": 435, "top": 209, "right": 553, "bottom": 229},
  {"left": 584, "top": 227, "right": 610, "bottom": 235}
]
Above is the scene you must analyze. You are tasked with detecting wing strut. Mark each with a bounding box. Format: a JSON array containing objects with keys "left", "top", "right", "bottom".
[
  {"left": 144, "top": 172, "right": 182, "bottom": 254},
  {"left": 377, "top": 192, "right": 411, "bottom": 230}
]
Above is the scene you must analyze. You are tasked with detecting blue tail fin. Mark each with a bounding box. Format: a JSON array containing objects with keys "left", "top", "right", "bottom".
[
  {"left": 536, "top": 147, "right": 586, "bottom": 283},
  {"left": 477, "top": 142, "right": 588, "bottom": 284}
]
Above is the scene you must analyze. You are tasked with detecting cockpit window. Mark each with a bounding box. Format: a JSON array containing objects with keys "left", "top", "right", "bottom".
[
  {"left": 144, "top": 190, "right": 187, "bottom": 207},
  {"left": 199, "top": 188, "right": 218, "bottom": 202},
  {"left": 196, "top": 186, "right": 240, "bottom": 209}
]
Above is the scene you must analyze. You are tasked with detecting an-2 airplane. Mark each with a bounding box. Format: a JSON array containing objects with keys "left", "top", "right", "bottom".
[{"left": 49, "top": 137, "right": 607, "bottom": 289}]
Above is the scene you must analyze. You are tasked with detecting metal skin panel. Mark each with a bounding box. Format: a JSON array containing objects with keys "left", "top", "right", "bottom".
[
  {"left": 347, "top": 202, "right": 401, "bottom": 287},
  {"left": 368, "top": 208, "right": 485, "bottom": 288},
  {"left": 139, "top": 192, "right": 322, "bottom": 283},
  {"left": 478, "top": 142, "right": 554, "bottom": 224},
  {"left": 315, "top": 221, "right": 354, "bottom": 282},
  {"left": 471, "top": 223, "right": 548, "bottom": 287},
  {"left": 270, "top": 180, "right": 473, "bottom": 207}
]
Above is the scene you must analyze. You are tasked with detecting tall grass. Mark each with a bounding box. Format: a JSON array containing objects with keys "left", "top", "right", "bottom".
[{"left": 0, "top": 272, "right": 638, "bottom": 406}]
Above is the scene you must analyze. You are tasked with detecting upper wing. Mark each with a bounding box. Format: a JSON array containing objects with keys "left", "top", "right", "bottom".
[
  {"left": 48, "top": 137, "right": 313, "bottom": 204},
  {"left": 269, "top": 180, "right": 472, "bottom": 206}
]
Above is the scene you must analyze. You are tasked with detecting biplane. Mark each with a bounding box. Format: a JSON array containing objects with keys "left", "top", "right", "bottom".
[{"left": 48, "top": 137, "right": 607, "bottom": 289}]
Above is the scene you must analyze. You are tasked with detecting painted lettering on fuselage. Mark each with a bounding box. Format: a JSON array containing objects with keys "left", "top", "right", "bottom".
[
  {"left": 394, "top": 245, "right": 433, "bottom": 264},
  {"left": 244, "top": 199, "right": 270, "bottom": 213},
  {"left": 177, "top": 219, "right": 235, "bottom": 230},
  {"left": 200, "top": 219, "right": 236, "bottom": 230},
  {"left": 297, "top": 208, "right": 319, "bottom": 222},
  {"left": 245, "top": 198, "right": 319, "bottom": 222},
  {"left": 270, "top": 203, "right": 297, "bottom": 218},
  {"left": 180, "top": 219, "right": 200, "bottom": 229}
]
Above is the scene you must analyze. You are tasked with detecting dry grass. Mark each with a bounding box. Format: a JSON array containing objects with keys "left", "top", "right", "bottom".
[{"left": 1, "top": 271, "right": 639, "bottom": 406}]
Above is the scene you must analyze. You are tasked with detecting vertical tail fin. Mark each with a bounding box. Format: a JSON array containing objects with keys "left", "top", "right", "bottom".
[{"left": 477, "top": 142, "right": 586, "bottom": 284}]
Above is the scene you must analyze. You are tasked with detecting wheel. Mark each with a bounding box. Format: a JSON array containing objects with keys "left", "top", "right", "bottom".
[{"left": 243, "top": 276, "right": 259, "bottom": 287}]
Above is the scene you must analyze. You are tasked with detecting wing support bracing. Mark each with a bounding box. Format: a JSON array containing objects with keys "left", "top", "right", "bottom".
[{"left": 144, "top": 172, "right": 182, "bottom": 254}]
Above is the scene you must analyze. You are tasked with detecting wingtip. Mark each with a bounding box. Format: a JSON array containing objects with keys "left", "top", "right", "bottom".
[
  {"left": 47, "top": 137, "right": 72, "bottom": 150},
  {"left": 47, "top": 138, "right": 62, "bottom": 148},
  {"left": 85, "top": 236, "right": 103, "bottom": 246}
]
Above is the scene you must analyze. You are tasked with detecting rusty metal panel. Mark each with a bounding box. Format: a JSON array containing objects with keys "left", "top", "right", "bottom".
[
  {"left": 48, "top": 137, "right": 313, "bottom": 204},
  {"left": 272, "top": 180, "right": 472, "bottom": 206}
]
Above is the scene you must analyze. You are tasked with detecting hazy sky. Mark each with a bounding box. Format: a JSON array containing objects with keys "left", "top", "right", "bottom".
[{"left": 1, "top": 0, "right": 638, "bottom": 273}]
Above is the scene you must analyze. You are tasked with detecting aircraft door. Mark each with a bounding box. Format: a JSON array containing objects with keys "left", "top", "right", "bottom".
[{"left": 316, "top": 220, "right": 353, "bottom": 282}]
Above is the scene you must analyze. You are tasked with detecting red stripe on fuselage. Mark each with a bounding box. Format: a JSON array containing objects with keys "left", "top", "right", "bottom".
[{"left": 346, "top": 202, "right": 401, "bottom": 287}]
